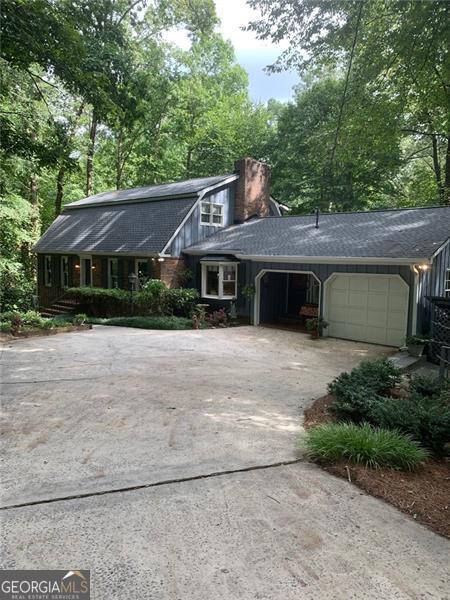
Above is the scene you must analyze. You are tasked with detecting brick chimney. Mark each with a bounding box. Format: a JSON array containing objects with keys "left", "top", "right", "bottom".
[{"left": 233, "top": 157, "right": 271, "bottom": 224}]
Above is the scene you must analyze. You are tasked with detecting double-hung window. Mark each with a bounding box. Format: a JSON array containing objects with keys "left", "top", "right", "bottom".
[
  {"left": 61, "top": 256, "right": 69, "bottom": 288},
  {"left": 201, "top": 262, "right": 237, "bottom": 299},
  {"left": 445, "top": 268, "right": 450, "bottom": 299},
  {"left": 200, "top": 202, "right": 223, "bottom": 226},
  {"left": 44, "top": 255, "right": 52, "bottom": 287},
  {"left": 108, "top": 258, "right": 119, "bottom": 289}
]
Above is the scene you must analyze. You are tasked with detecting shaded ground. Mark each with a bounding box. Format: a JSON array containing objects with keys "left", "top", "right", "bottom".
[
  {"left": 0, "top": 326, "right": 387, "bottom": 507},
  {"left": 304, "top": 394, "right": 450, "bottom": 538},
  {"left": 2, "top": 326, "right": 449, "bottom": 598}
]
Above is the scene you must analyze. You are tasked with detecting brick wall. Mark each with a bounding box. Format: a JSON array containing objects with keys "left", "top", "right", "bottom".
[
  {"left": 159, "top": 257, "right": 188, "bottom": 288},
  {"left": 234, "top": 157, "right": 271, "bottom": 224}
]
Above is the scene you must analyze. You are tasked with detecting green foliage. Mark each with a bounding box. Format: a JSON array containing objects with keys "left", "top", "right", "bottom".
[
  {"left": 369, "top": 391, "right": 450, "bottom": 457},
  {"left": 90, "top": 315, "right": 193, "bottom": 330},
  {"left": 0, "top": 309, "right": 78, "bottom": 333},
  {"left": 67, "top": 286, "right": 130, "bottom": 317},
  {"left": 410, "top": 375, "right": 449, "bottom": 398},
  {"left": 305, "top": 316, "right": 328, "bottom": 335},
  {"left": 249, "top": 0, "right": 450, "bottom": 206},
  {"left": 73, "top": 313, "right": 88, "bottom": 325},
  {"left": 67, "top": 284, "right": 199, "bottom": 318},
  {"left": 329, "top": 359, "right": 402, "bottom": 420},
  {"left": 163, "top": 288, "right": 199, "bottom": 316},
  {"left": 328, "top": 359, "right": 450, "bottom": 456},
  {"left": 305, "top": 422, "right": 429, "bottom": 471}
]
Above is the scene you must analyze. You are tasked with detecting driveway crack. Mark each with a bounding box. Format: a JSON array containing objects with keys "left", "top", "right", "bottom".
[{"left": 0, "top": 459, "right": 302, "bottom": 511}]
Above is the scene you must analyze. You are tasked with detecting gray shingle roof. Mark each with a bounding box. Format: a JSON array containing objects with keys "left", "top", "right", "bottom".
[
  {"left": 185, "top": 206, "right": 450, "bottom": 260},
  {"left": 33, "top": 197, "right": 196, "bottom": 254},
  {"left": 65, "top": 174, "right": 233, "bottom": 209}
]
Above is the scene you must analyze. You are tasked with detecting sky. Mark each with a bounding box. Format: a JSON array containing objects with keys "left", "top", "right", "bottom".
[{"left": 165, "top": 0, "right": 299, "bottom": 103}]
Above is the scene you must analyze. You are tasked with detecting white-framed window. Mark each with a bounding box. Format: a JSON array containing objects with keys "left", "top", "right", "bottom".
[
  {"left": 445, "top": 268, "right": 450, "bottom": 299},
  {"left": 44, "top": 255, "right": 52, "bottom": 287},
  {"left": 108, "top": 258, "right": 119, "bottom": 289},
  {"left": 200, "top": 202, "right": 223, "bottom": 227},
  {"left": 201, "top": 262, "right": 238, "bottom": 299},
  {"left": 80, "top": 256, "right": 92, "bottom": 287},
  {"left": 61, "top": 256, "right": 69, "bottom": 289}
]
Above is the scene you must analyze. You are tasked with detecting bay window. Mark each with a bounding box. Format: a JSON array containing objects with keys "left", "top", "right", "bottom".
[{"left": 201, "top": 262, "right": 238, "bottom": 299}]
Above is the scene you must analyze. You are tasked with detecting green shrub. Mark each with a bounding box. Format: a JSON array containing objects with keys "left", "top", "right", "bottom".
[
  {"left": 91, "top": 316, "right": 193, "bottom": 330},
  {"left": 73, "top": 313, "right": 88, "bottom": 325},
  {"left": 329, "top": 359, "right": 402, "bottom": 421},
  {"left": 0, "top": 261, "right": 35, "bottom": 312},
  {"left": 163, "top": 288, "right": 199, "bottom": 316},
  {"left": 329, "top": 359, "right": 402, "bottom": 398},
  {"left": 0, "top": 322, "right": 11, "bottom": 332},
  {"left": 0, "top": 310, "right": 46, "bottom": 328},
  {"left": 305, "top": 422, "right": 429, "bottom": 470},
  {"left": 67, "top": 287, "right": 130, "bottom": 317},
  {"left": 409, "top": 374, "right": 449, "bottom": 398},
  {"left": 370, "top": 391, "right": 450, "bottom": 457}
]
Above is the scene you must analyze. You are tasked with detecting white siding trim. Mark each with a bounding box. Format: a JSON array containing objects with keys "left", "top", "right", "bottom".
[
  {"left": 254, "top": 269, "right": 321, "bottom": 326},
  {"left": 160, "top": 175, "right": 238, "bottom": 256}
]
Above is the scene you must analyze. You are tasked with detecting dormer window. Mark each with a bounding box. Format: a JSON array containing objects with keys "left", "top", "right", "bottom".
[{"left": 201, "top": 202, "right": 223, "bottom": 226}]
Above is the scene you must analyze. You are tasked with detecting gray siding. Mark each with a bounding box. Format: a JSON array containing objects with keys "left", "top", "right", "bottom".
[
  {"left": 187, "top": 256, "right": 416, "bottom": 332},
  {"left": 168, "top": 183, "right": 235, "bottom": 256},
  {"left": 418, "top": 241, "right": 450, "bottom": 333}
]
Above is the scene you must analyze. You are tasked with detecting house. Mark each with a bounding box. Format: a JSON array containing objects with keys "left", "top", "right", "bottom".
[{"left": 34, "top": 157, "right": 450, "bottom": 347}]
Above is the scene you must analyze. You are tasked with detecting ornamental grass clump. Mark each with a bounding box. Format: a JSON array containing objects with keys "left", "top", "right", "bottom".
[{"left": 305, "top": 422, "right": 429, "bottom": 471}]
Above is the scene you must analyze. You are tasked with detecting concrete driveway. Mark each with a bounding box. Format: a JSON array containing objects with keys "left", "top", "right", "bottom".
[{"left": 1, "top": 326, "right": 449, "bottom": 599}]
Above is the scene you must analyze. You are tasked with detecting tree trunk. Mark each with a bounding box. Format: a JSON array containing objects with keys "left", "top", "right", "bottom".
[
  {"left": 54, "top": 101, "right": 85, "bottom": 215},
  {"left": 86, "top": 110, "right": 98, "bottom": 197},
  {"left": 21, "top": 172, "right": 40, "bottom": 279},
  {"left": 55, "top": 164, "right": 65, "bottom": 217},
  {"left": 116, "top": 129, "right": 123, "bottom": 190},
  {"left": 444, "top": 136, "right": 450, "bottom": 205},
  {"left": 430, "top": 132, "right": 444, "bottom": 203}
]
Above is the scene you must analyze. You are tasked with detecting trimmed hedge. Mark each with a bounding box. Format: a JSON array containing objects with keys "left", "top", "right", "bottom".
[
  {"left": 67, "top": 283, "right": 199, "bottom": 318},
  {"left": 90, "top": 316, "right": 193, "bottom": 330}
]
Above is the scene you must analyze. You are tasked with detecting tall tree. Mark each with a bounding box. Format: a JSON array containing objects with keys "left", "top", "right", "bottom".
[{"left": 248, "top": 0, "right": 450, "bottom": 205}]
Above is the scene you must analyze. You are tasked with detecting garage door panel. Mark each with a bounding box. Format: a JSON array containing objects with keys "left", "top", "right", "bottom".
[
  {"left": 368, "top": 294, "right": 388, "bottom": 310},
  {"left": 347, "top": 308, "right": 368, "bottom": 326},
  {"left": 368, "top": 277, "right": 389, "bottom": 292},
  {"left": 331, "top": 276, "right": 349, "bottom": 290},
  {"left": 348, "top": 291, "right": 368, "bottom": 307},
  {"left": 349, "top": 278, "right": 369, "bottom": 291},
  {"left": 326, "top": 274, "right": 408, "bottom": 347},
  {"left": 329, "top": 307, "right": 348, "bottom": 322},
  {"left": 329, "top": 289, "right": 348, "bottom": 305},
  {"left": 367, "top": 309, "right": 388, "bottom": 327},
  {"left": 389, "top": 294, "right": 409, "bottom": 311}
]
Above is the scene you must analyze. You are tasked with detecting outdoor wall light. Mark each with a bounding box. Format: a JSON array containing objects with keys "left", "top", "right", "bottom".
[
  {"left": 75, "top": 264, "right": 80, "bottom": 269},
  {"left": 418, "top": 264, "right": 430, "bottom": 271},
  {"left": 158, "top": 257, "right": 165, "bottom": 262}
]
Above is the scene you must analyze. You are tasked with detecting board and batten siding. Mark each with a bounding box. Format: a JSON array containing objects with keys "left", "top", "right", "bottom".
[
  {"left": 186, "top": 256, "right": 416, "bottom": 333},
  {"left": 418, "top": 241, "right": 450, "bottom": 332},
  {"left": 167, "top": 183, "right": 235, "bottom": 256}
]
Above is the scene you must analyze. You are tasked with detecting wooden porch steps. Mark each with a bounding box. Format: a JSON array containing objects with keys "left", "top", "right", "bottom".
[{"left": 40, "top": 298, "right": 80, "bottom": 318}]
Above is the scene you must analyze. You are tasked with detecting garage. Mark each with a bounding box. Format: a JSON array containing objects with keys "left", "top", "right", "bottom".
[
  {"left": 324, "top": 274, "right": 409, "bottom": 346},
  {"left": 255, "top": 270, "right": 321, "bottom": 328}
]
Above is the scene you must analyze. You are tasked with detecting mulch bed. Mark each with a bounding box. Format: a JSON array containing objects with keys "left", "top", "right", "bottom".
[
  {"left": 304, "top": 394, "right": 450, "bottom": 538},
  {"left": 0, "top": 324, "right": 91, "bottom": 341}
]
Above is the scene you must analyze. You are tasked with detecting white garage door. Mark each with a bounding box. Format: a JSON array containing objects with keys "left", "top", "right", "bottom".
[{"left": 325, "top": 274, "right": 409, "bottom": 346}]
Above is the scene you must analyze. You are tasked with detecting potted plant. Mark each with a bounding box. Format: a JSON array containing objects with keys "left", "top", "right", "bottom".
[
  {"left": 405, "top": 335, "right": 430, "bottom": 357},
  {"left": 306, "top": 316, "right": 328, "bottom": 339}
]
